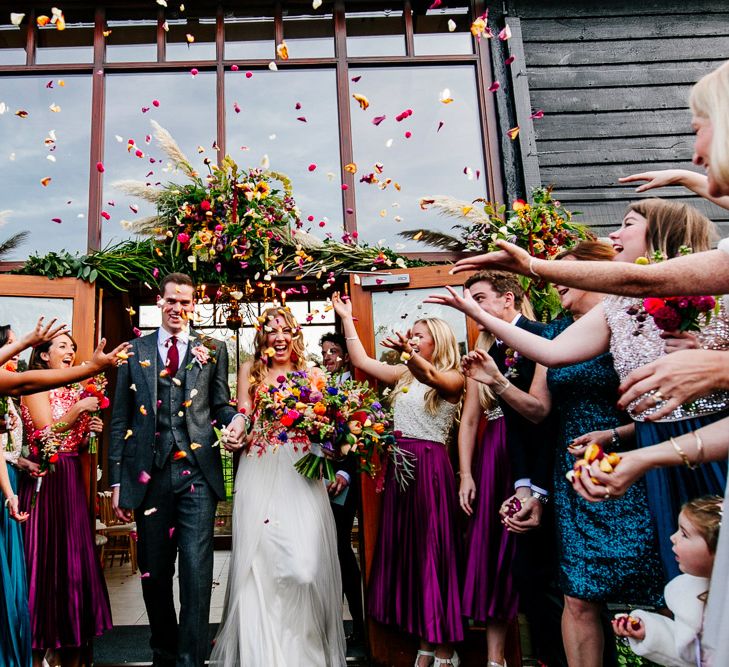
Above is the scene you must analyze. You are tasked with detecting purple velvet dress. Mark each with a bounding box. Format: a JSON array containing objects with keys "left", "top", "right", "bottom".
[
  {"left": 19, "top": 387, "right": 112, "bottom": 650},
  {"left": 461, "top": 411, "right": 519, "bottom": 622},
  {"left": 367, "top": 380, "right": 464, "bottom": 644}
]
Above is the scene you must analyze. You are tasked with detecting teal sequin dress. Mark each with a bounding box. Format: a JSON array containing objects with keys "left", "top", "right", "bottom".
[{"left": 545, "top": 317, "right": 664, "bottom": 604}]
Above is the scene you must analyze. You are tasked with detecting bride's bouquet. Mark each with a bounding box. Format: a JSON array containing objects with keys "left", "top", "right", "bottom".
[{"left": 251, "top": 367, "right": 397, "bottom": 483}]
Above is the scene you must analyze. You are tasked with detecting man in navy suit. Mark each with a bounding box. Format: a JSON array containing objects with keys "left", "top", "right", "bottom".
[{"left": 109, "top": 273, "right": 246, "bottom": 666}]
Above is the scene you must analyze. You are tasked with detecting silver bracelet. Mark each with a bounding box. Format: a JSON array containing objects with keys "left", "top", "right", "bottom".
[
  {"left": 345, "top": 336, "right": 358, "bottom": 341},
  {"left": 493, "top": 379, "right": 511, "bottom": 395},
  {"left": 4, "top": 495, "right": 16, "bottom": 508},
  {"left": 529, "top": 258, "right": 540, "bottom": 278}
]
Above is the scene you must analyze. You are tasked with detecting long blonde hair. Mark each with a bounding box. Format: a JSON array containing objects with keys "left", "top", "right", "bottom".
[
  {"left": 628, "top": 198, "right": 716, "bottom": 258},
  {"left": 690, "top": 60, "right": 729, "bottom": 193},
  {"left": 248, "top": 306, "right": 306, "bottom": 400},
  {"left": 391, "top": 317, "right": 461, "bottom": 415}
]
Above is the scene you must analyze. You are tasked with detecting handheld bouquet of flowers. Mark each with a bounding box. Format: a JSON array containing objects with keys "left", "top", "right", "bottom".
[
  {"left": 29, "top": 424, "right": 64, "bottom": 507},
  {"left": 250, "top": 367, "right": 400, "bottom": 484},
  {"left": 405, "top": 186, "right": 592, "bottom": 320},
  {"left": 79, "top": 373, "right": 110, "bottom": 454}
]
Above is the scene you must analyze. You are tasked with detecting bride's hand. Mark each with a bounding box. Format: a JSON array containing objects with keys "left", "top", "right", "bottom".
[{"left": 449, "top": 239, "right": 533, "bottom": 276}]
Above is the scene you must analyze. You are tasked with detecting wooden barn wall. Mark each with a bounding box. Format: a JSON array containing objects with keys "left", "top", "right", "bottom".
[{"left": 506, "top": 0, "right": 729, "bottom": 238}]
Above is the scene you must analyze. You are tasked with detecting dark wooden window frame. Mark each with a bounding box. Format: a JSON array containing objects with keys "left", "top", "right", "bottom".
[{"left": 0, "top": 1, "right": 502, "bottom": 269}]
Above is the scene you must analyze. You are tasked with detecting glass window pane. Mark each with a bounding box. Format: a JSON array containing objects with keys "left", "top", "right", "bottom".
[
  {"left": 105, "top": 9, "right": 158, "bottom": 63},
  {"left": 283, "top": 1, "right": 335, "bottom": 59},
  {"left": 0, "top": 21, "right": 26, "bottom": 65},
  {"left": 165, "top": 16, "right": 216, "bottom": 61},
  {"left": 346, "top": 6, "right": 405, "bottom": 57},
  {"left": 348, "top": 66, "right": 486, "bottom": 250},
  {"left": 0, "top": 74, "right": 91, "bottom": 259},
  {"left": 36, "top": 21, "right": 94, "bottom": 64},
  {"left": 102, "top": 72, "right": 217, "bottom": 245},
  {"left": 0, "top": 297, "right": 74, "bottom": 366},
  {"left": 413, "top": 4, "right": 473, "bottom": 55},
  {"left": 223, "top": 7, "right": 275, "bottom": 60},
  {"left": 226, "top": 68, "right": 343, "bottom": 234},
  {"left": 372, "top": 287, "right": 468, "bottom": 364}
]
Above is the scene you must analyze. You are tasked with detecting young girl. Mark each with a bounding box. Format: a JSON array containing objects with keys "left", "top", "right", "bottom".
[{"left": 613, "top": 495, "right": 722, "bottom": 667}]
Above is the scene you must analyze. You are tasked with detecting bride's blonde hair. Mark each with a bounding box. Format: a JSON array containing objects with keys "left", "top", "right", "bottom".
[
  {"left": 248, "top": 306, "right": 306, "bottom": 401},
  {"left": 391, "top": 317, "right": 461, "bottom": 415}
]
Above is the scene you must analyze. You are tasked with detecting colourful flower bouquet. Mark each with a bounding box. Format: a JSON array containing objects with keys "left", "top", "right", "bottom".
[
  {"left": 79, "top": 374, "right": 110, "bottom": 454},
  {"left": 250, "top": 368, "right": 397, "bottom": 483},
  {"left": 642, "top": 296, "right": 717, "bottom": 333},
  {"left": 29, "top": 425, "right": 63, "bottom": 508}
]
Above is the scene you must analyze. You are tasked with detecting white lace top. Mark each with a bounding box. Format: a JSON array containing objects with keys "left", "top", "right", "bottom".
[
  {"left": 1, "top": 399, "right": 23, "bottom": 464},
  {"left": 603, "top": 294, "right": 729, "bottom": 422},
  {"left": 393, "top": 378, "right": 458, "bottom": 444}
]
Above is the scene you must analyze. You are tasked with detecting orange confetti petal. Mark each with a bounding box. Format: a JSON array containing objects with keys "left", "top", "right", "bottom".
[
  {"left": 507, "top": 126, "right": 520, "bottom": 140},
  {"left": 15, "top": 110, "right": 28, "bottom": 118},
  {"left": 276, "top": 41, "right": 289, "bottom": 60},
  {"left": 40, "top": 177, "right": 52, "bottom": 187},
  {"left": 352, "top": 93, "right": 370, "bottom": 110},
  {"left": 37, "top": 15, "right": 50, "bottom": 27},
  {"left": 344, "top": 162, "right": 357, "bottom": 174}
]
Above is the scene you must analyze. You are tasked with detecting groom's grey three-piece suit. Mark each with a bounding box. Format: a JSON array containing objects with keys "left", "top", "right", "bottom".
[{"left": 109, "top": 329, "right": 237, "bottom": 667}]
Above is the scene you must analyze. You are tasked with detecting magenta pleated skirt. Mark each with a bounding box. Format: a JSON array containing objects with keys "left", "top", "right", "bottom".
[
  {"left": 19, "top": 453, "right": 112, "bottom": 649},
  {"left": 367, "top": 437, "right": 464, "bottom": 644},
  {"left": 461, "top": 416, "right": 518, "bottom": 622}
]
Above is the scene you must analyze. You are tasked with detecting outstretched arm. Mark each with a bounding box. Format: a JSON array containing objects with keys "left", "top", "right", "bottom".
[
  {"left": 450, "top": 240, "right": 729, "bottom": 298},
  {"left": 331, "top": 293, "right": 405, "bottom": 386},
  {"left": 619, "top": 169, "right": 729, "bottom": 210},
  {"left": 0, "top": 339, "right": 132, "bottom": 397},
  {"left": 0, "top": 317, "right": 69, "bottom": 369},
  {"left": 425, "top": 287, "right": 611, "bottom": 367}
]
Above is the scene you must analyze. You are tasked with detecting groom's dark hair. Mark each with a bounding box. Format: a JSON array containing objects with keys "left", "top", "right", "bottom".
[{"left": 159, "top": 272, "right": 194, "bottom": 295}]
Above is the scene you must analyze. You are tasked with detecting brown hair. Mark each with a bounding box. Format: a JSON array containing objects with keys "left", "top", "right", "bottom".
[
  {"left": 555, "top": 240, "right": 616, "bottom": 262},
  {"left": 159, "top": 272, "right": 194, "bottom": 295},
  {"left": 29, "top": 332, "right": 78, "bottom": 370},
  {"left": 248, "top": 306, "right": 306, "bottom": 400},
  {"left": 628, "top": 199, "right": 716, "bottom": 258},
  {"left": 464, "top": 270, "right": 525, "bottom": 309},
  {"left": 683, "top": 495, "right": 723, "bottom": 554}
]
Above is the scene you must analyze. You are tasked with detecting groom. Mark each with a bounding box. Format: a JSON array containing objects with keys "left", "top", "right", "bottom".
[{"left": 109, "top": 273, "right": 245, "bottom": 666}]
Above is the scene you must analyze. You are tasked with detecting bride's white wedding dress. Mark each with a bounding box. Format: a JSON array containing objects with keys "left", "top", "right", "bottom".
[{"left": 210, "top": 435, "right": 346, "bottom": 666}]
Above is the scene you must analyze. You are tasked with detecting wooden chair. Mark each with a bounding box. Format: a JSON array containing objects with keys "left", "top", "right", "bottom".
[{"left": 98, "top": 490, "right": 138, "bottom": 572}]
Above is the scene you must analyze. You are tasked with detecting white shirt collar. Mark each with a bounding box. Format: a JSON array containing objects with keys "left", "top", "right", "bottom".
[
  {"left": 496, "top": 313, "right": 522, "bottom": 346},
  {"left": 158, "top": 326, "right": 190, "bottom": 346}
]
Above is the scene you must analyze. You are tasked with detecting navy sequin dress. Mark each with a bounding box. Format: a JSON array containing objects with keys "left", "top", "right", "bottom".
[{"left": 545, "top": 318, "right": 664, "bottom": 604}]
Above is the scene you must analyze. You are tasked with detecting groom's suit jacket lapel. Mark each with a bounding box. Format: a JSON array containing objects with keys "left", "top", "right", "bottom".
[
  {"left": 185, "top": 331, "right": 202, "bottom": 398},
  {"left": 139, "top": 332, "right": 159, "bottom": 416}
]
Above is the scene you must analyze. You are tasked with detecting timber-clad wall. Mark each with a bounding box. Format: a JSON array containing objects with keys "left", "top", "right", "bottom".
[{"left": 506, "top": 0, "right": 729, "bottom": 237}]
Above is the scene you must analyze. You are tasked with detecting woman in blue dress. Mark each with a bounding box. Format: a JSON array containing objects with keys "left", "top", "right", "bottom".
[
  {"left": 0, "top": 324, "right": 32, "bottom": 667},
  {"left": 460, "top": 242, "right": 664, "bottom": 667}
]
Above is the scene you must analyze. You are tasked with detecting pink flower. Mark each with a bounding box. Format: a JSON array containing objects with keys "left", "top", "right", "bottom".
[
  {"left": 191, "top": 344, "right": 212, "bottom": 366},
  {"left": 177, "top": 233, "right": 190, "bottom": 244},
  {"left": 642, "top": 297, "right": 665, "bottom": 315},
  {"left": 200, "top": 200, "right": 211, "bottom": 211},
  {"left": 651, "top": 306, "right": 682, "bottom": 331}
]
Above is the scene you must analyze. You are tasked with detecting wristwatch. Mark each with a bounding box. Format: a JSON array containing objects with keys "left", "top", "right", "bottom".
[{"left": 531, "top": 490, "right": 549, "bottom": 505}]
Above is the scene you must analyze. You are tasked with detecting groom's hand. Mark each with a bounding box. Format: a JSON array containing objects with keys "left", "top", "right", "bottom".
[
  {"left": 112, "top": 486, "right": 133, "bottom": 522},
  {"left": 223, "top": 419, "right": 246, "bottom": 451}
]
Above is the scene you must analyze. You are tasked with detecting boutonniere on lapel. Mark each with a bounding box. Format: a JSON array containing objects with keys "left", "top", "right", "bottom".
[
  {"left": 186, "top": 335, "right": 217, "bottom": 370},
  {"left": 504, "top": 348, "right": 520, "bottom": 379}
]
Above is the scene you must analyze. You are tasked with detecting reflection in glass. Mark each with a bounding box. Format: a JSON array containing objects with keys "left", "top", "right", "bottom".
[
  {"left": 226, "top": 69, "right": 343, "bottom": 235},
  {"left": 0, "top": 23, "right": 26, "bottom": 65},
  {"left": 36, "top": 22, "right": 94, "bottom": 64},
  {"left": 282, "top": 2, "right": 335, "bottom": 58},
  {"left": 346, "top": 7, "right": 405, "bottom": 57},
  {"left": 0, "top": 297, "right": 74, "bottom": 365},
  {"left": 413, "top": 5, "right": 473, "bottom": 55},
  {"left": 371, "top": 287, "right": 468, "bottom": 364},
  {"left": 165, "top": 16, "right": 216, "bottom": 61},
  {"left": 105, "top": 10, "right": 159, "bottom": 63},
  {"left": 102, "top": 72, "right": 217, "bottom": 245},
  {"left": 0, "top": 75, "right": 91, "bottom": 259},
  {"left": 349, "top": 65, "right": 486, "bottom": 249},
  {"left": 223, "top": 8, "right": 275, "bottom": 60}
]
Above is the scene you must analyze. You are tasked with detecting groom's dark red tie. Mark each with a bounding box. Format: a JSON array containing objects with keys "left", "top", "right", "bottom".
[{"left": 167, "top": 335, "right": 179, "bottom": 377}]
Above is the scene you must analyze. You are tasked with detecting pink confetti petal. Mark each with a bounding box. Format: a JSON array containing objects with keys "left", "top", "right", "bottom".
[
  {"left": 437, "top": 121, "right": 444, "bottom": 132},
  {"left": 138, "top": 470, "right": 152, "bottom": 484},
  {"left": 169, "top": 527, "right": 176, "bottom": 537},
  {"left": 351, "top": 75, "right": 361, "bottom": 83},
  {"left": 231, "top": 64, "right": 239, "bottom": 71},
  {"left": 140, "top": 572, "right": 151, "bottom": 579},
  {"left": 498, "top": 25, "right": 512, "bottom": 41},
  {"left": 96, "top": 161, "right": 105, "bottom": 172},
  {"left": 529, "top": 109, "right": 545, "bottom": 119},
  {"left": 296, "top": 116, "right": 307, "bottom": 122},
  {"left": 505, "top": 55, "right": 515, "bottom": 65},
  {"left": 307, "top": 163, "right": 317, "bottom": 171},
  {"left": 488, "top": 81, "right": 500, "bottom": 92},
  {"left": 295, "top": 102, "right": 302, "bottom": 109},
  {"left": 428, "top": 0, "right": 442, "bottom": 7},
  {"left": 190, "top": 68, "right": 199, "bottom": 76},
  {"left": 233, "top": 102, "right": 241, "bottom": 113},
  {"left": 372, "top": 115, "right": 386, "bottom": 126},
  {"left": 245, "top": 71, "right": 253, "bottom": 78},
  {"left": 142, "top": 106, "right": 150, "bottom": 113},
  {"left": 405, "top": 131, "right": 412, "bottom": 138},
  {"left": 101, "top": 211, "right": 111, "bottom": 220},
  {"left": 51, "top": 217, "right": 62, "bottom": 224}
]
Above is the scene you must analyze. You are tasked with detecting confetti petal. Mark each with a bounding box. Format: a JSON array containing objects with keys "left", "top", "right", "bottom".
[
  {"left": 233, "top": 102, "right": 241, "bottom": 113},
  {"left": 428, "top": 0, "right": 442, "bottom": 8},
  {"left": 190, "top": 68, "right": 199, "bottom": 76},
  {"left": 37, "top": 15, "right": 50, "bottom": 27},
  {"left": 307, "top": 163, "right": 317, "bottom": 171},
  {"left": 439, "top": 89, "right": 454, "bottom": 104},
  {"left": 40, "top": 177, "right": 52, "bottom": 187},
  {"left": 448, "top": 19, "right": 456, "bottom": 32},
  {"left": 138, "top": 470, "right": 152, "bottom": 484},
  {"left": 498, "top": 25, "right": 512, "bottom": 41},
  {"left": 488, "top": 81, "right": 500, "bottom": 92},
  {"left": 437, "top": 121, "right": 444, "bottom": 132},
  {"left": 51, "top": 217, "right": 62, "bottom": 223},
  {"left": 276, "top": 41, "right": 289, "bottom": 60},
  {"left": 504, "top": 55, "right": 515, "bottom": 65},
  {"left": 143, "top": 507, "right": 157, "bottom": 516},
  {"left": 10, "top": 13, "right": 25, "bottom": 26},
  {"left": 312, "top": 0, "right": 322, "bottom": 7},
  {"left": 351, "top": 75, "right": 361, "bottom": 83},
  {"left": 507, "top": 126, "right": 520, "bottom": 140},
  {"left": 372, "top": 115, "right": 386, "bottom": 126},
  {"left": 352, "top": 93, "right": 369, "bottom": 110},
  {"left": 15, "top": 110, "right": 28, "bottom": 118},
  {"left": 268, "top": 61, "right": 278, "bottom": 71},
  {"left": 296, "top": 116, "right": 307, "bottom": 122},
  {"left": 96, "top": 161, "right": 105, "bottom": 173},
  {"left": 185, "top": 33, "right": 195, "bottom": 44},
  {"left": 529, "top": 109, "right": 545, "bottom": 119},
  {"left": 344, "top": 162, "right": 357, "bottom": 173}
]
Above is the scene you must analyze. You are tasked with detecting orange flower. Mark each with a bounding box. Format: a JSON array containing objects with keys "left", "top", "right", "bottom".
[
  {"left": 308, "top": 367, "right": 327, "bottom": 392},
  {"left": 313, "top": 402, "right": 327, "bottom": 416}
]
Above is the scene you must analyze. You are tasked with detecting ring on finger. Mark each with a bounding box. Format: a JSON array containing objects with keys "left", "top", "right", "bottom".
[
  {"left": 653, "top": 390, "right": 665, "bottom": 402},
  {"left": 604, "top": 491, "right": 611, "bottom": 499}
]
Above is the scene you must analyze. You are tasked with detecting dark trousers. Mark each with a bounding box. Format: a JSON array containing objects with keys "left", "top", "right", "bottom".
[
  {"left": 135, "top": 462, "right": 217, "bottom": 667},
  {"left": 331, "top": 498, "right": 364, "bottom": 635},
  {"left": 513, "top": 505, "right": 568, "bottom": 667}
]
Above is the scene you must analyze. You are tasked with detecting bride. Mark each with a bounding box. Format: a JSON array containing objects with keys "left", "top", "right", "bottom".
[{"left": 211, "top": 306, "right": 346, "bottom": 666}]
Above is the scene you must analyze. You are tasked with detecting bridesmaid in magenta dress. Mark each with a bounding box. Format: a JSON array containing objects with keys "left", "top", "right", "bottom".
[
  {"left": 457, "top": 372, "right": 517, "bottom": 667},
  {"left": 19, "top": 333, "right": 112, "bottom": 667}
]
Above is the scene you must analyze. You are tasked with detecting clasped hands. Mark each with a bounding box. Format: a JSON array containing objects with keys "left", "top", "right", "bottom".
[{"left": 221, "top": 417, "right": 248, "bottom": 452}]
